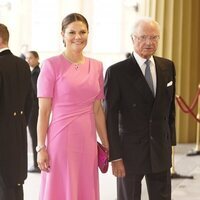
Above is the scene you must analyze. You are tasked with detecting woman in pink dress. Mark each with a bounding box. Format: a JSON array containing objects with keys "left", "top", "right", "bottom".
[{"left": 36, "top": 13, "right": 109, "bottom": 200}]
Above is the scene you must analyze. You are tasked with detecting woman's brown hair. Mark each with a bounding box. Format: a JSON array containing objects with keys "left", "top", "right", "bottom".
[{"left": 61, "top": 13, "right": 89, "bottom": 32}]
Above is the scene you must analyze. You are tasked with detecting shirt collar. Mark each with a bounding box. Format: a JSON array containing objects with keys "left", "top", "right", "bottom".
[
  {"left": 0, "top": 47, "right": 9, "bottom": 53},
  {"left": 133, "top": 51, "right": 154, "bottom": 67}
]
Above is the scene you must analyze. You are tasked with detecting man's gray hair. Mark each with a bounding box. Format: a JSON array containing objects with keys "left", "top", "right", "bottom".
[{"left": 131, "top": 16, "right": 160, "bottom": 35}]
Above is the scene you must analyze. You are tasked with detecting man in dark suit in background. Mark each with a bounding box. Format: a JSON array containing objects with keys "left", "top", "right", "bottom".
[
  {"left": 26, "top": 51, "right": 40, "bottom": 173},
  {"left": 104, "top": 17, "right": 176, "bottom": 200},
  {"left": 0, "top": 24, "right": 32, "bottom": 200}
]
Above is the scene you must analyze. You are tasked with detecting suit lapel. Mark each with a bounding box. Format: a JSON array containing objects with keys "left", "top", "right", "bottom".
[
  {"left": 129, "top": 56, "right": 154, "bottom": 102},
  {"left": 154, "top": 57, "right": 166, "bottom": 97},
  {"left": 153, "top": 57, "right": 168, "bottom": 111}
]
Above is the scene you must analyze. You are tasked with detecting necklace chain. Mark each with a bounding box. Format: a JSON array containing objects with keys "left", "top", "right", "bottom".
[{"left": 63, "top": 52, "right": 84, "bottom": 70}]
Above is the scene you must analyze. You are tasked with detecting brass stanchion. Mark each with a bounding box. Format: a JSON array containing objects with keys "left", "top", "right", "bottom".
[
  {"left": 171, "top": 85, "right": 200, "bottom": 178},
  {"left": 171, "top": 146, "right": 193, "bottom": 179},
  {"left": 187, "top": 84, "right": 200, "bottom": 156}
]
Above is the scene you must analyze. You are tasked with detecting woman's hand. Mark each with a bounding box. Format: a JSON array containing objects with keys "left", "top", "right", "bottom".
[
  {"left": 37, "top": 149, "right": 50, "bottom": 172},
  {"left": 102, "top": 142, "right": 109, "bottom": 152}
]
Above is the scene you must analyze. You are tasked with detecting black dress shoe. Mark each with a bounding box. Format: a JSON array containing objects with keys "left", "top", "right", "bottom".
[{"left": 28, "top": 166, "right": 40, "bottom": 173}]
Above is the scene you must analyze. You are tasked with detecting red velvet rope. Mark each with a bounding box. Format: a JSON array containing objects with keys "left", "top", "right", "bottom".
[{"left": 176, "top": 85, "right": 200, "bottom": 123}]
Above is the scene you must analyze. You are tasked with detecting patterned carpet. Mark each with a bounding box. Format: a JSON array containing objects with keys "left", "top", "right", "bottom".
[
  {"left": 172, "top": 166, "right": 200, "bottom": 200},
  {"left": 171, "top": 144, "right": 200, "bottom": 200}
]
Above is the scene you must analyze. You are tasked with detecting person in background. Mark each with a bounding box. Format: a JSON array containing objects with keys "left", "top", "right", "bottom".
[
  {"left": 26, "top": 51, "right": 40, "bottom": 173},
  {"left": 36, "top": 13, "right": 109, "bottom": 200},
  {"left": 104, "top": 17, "right": 176, "bottom": 200},
  {"left": 125, "top": 52, "right": 131, "bottom": 58},
  {"left": 0, "top": 23, "right": 32, "bottom": 200}
]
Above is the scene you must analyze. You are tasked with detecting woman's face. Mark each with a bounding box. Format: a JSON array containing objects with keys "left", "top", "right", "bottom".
[{"left": 62, "top": 21, "right": 88, "bottom": 53}]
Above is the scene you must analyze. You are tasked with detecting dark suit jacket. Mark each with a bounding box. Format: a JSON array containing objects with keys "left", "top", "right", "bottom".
[
  {"left": 104, "top": 55, "right": 176, "bottom": 174},
  {"left": 0, "top": 50, "right": 33, "bottom": 186},
  {"left": 31, "top": 65, "right": 40, "bottom": 103},
  {"left": 28, "top": 65, "right": 40, "bottom": 123}
]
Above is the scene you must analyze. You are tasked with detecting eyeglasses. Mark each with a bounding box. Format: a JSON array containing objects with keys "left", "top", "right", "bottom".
[{"left": 134, "top": 35, "right": 160, "bottom": 42}]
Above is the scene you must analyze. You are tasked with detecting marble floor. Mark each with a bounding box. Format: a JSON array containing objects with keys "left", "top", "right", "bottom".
[{"left": 24, "top": 143, "right": 200, "bottom": 200}]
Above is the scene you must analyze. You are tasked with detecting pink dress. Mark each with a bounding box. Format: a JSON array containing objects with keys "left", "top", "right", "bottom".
[{"left": 37, "top": 54, "right": 104, "bottom": 200}]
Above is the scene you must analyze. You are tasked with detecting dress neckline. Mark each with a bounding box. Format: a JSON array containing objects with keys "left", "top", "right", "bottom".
[{"left": 61, "top": 53, "right": 88, "bottom": 71}]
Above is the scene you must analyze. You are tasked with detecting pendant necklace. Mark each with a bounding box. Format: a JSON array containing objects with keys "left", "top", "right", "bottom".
[{"left": 63, "top": 52, "right": 83, "bottom": 70}]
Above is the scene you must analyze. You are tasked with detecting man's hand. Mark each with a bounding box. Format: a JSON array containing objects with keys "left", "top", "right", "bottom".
[{"left": 111, "top": 159, "right": 126, "bottom": 177}]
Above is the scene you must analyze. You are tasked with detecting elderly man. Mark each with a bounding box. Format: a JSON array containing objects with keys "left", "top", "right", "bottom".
[{"left": 104, "top": 17, "right": 176, "bottom": 200}]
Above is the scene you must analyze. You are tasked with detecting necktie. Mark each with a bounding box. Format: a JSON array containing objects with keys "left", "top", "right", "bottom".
[{"left": 145, "top": 60, "right": 154, "bottom": 95}]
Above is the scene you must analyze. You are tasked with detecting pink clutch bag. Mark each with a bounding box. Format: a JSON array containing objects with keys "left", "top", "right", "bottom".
[{"left": 97, "top": 142, "right": 109, "bottom": 173}]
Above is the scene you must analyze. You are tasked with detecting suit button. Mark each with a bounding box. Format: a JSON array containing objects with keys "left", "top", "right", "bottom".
[
  {"left": 149, "top": 119, "right": 152, "bottom": 123},
  {"left": 132, "top": 104, "right": 136, "bottom": 107},
  {"left": 13, "top": 112, "right": 17, "bottom": 116},
  {"left": 150, "top": 136, "right": 154, "bottom": 140}
]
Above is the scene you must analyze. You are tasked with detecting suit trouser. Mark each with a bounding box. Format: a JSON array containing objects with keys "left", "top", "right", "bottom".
[
  {"left": 117, "top": 169, "right": 171, "bottom": 200},
  {"left": 28, "top": 109, "right": 38, "bottom": 167},
  {"left": 0, "top": 174, "right": 23, "bottom": 200}
]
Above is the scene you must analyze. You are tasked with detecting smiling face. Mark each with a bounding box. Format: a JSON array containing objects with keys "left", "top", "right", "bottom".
[
  {"left": 61, "top": 21, "right": 88, "bottom": 53},
  {"left": 132, "top": 20, "right": 160, "bottom": 59}
]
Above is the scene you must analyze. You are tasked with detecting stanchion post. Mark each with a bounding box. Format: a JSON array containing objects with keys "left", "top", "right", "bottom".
[
  {"left": 195, "top": 84, "right": 200, "bottom": 151},
  {"left": 187, "top": 84, "right": 200, "bottom": 156},
  {"left": 171, "top": 146, "right": 193, "bottom": 179},
  {"left": 171, "top": 146, "right": 176, "bottom": 174}
]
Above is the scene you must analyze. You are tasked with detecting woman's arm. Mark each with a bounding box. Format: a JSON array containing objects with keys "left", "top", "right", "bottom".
[
  {"left": 37, "top": 97, "right": 52, "bottom": 171},
  {"left": 93, "top": 99, "right": 109, "bottom": 150}
]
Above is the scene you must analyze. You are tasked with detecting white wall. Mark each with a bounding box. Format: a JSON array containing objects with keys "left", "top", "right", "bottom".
[{"left": 0, "top": 0, "right": 145, "bottom": 68}]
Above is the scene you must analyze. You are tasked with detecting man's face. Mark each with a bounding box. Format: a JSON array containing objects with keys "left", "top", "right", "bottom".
[
  {"left": 132, "top": 22, "right": 160, "bottom": 59},
  {"left": 26, "top": 53, "right": 39, "bottom": 68}
]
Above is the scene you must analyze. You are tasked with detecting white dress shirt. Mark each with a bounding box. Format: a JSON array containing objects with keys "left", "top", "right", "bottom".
[
  {"left": 0, "top": 47, "right": 9, "bottom": 53},
  {"left": 133, "top": 51, "right": 157, "bottom": 96}
]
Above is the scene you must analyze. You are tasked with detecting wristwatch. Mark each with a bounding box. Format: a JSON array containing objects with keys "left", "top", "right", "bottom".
[{"left": 36, "top": 145, "right": 46, "bottom": 152}]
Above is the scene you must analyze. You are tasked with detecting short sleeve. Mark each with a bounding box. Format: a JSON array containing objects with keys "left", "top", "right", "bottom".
[
  {"left": 37, "top": 59, "right": 56, "bottom": 98},
  {"left": 96, "top": 62, "right": 105, "bottom": 100}
]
